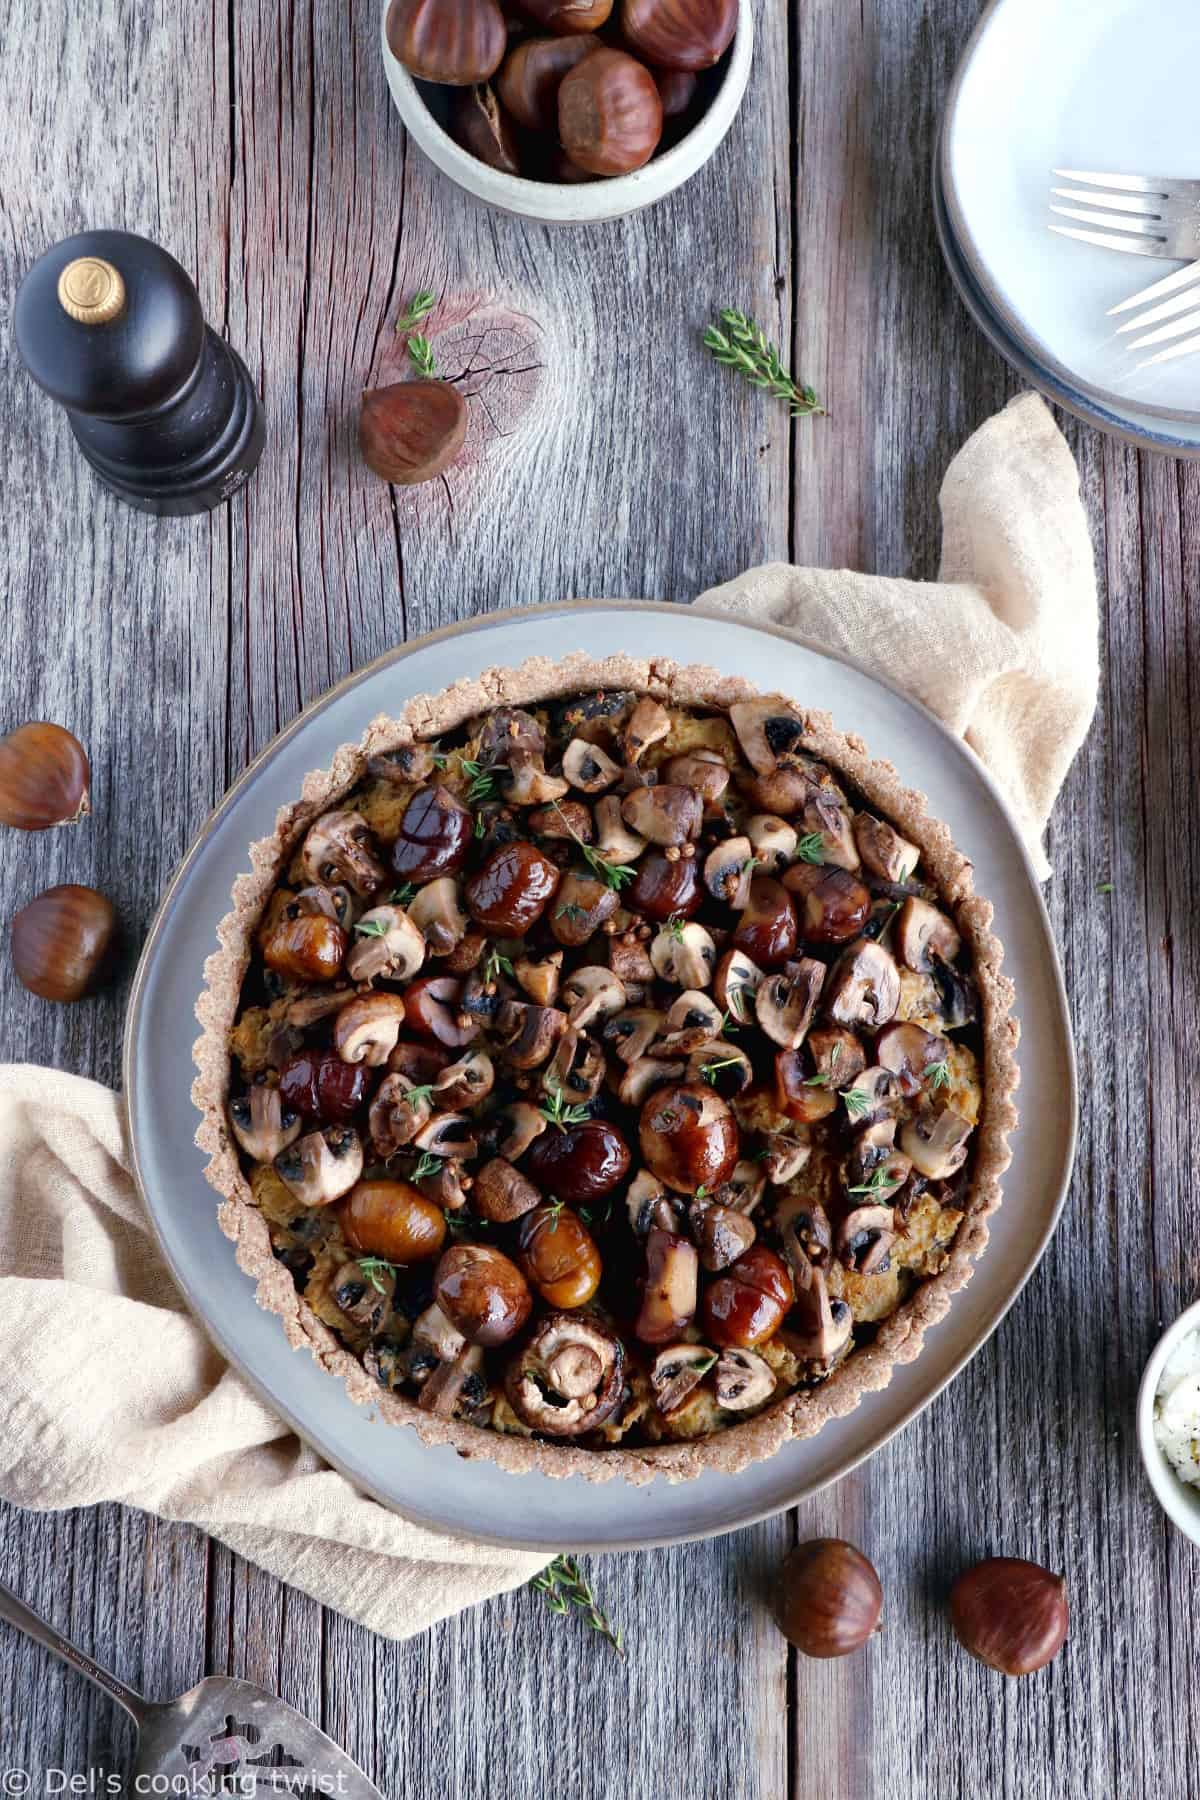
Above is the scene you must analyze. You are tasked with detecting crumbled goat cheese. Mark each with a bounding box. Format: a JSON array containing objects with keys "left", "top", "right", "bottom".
[{"left": 1155, "top": 1330, "right": 1200, "bottom": 1486}]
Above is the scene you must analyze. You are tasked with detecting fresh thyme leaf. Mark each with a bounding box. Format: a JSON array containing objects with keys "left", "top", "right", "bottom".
[
  {"left": 725, "top": 986, "right": 750, "bottom": 1025},
  {"left": 557, "top": 901, "right": 587, "bottom": 922},
  {"left": 541, "top": 1198, "right": 565, "bottom": 1233},
  {"left": 482, "top": 947, "right": 513, "bottom": 985},
  {"left": 741, "top": 855, "right": 758, "bottom": 874},
  {"left": 384, "top": 883, "right": 416, "bottom": 906},
  {"left": 404, "top": 1083, "right": 436, "bottom": 1107},
  {"left": 411, "top": 1150, "right": 443, "bottom": 1182},
  {"left": 474, "top": 811, "right": 486, "bottom": 838},
  {"left": 842, "top": 1086, "right": 871, "bottom": 1121},
  {"left": 407, "top": 332, "right": 437, "bottom": 377},
  {"left": 703, "top": 309, "right": 824, "bottom": 419},
  {"left": 353, "top": 916, "right": 388, "bottom": 938},
  {"left": 531, "top": 1555, "right": 624, "bottom": 1657},
  {"left": 831, "top": 1042, "right": 843, "bottom": 1068},
  {"left": 719, "top": 1010, "right": 741, "bottom": 1036},
  {"left": 803, "top": 1072, "right": 829, "bottom": 1088},
  {"left": 355, "top": 1256, "right": 398, "bottom": 1293},
  {"left": 699, "top": 1055, "right": 742, "bottom": 1085},
  {"left": 444, "top": 1209, "right": 488, "bottom": 1235},
  {"left": 540, "top": 1083, "right": 591, "bottom": 1132},
  {"left": 395, "top": 288, "right": 436, "bottom": 333},
  {"left": 927, "top": 1060, "right": 951, "bottom": 1091},
  {"left": 460, "top": 758, "right": 498, "bottom": 803},
  {"left": 1097, "top": 881, "right": 1114, "bottom": 894},
  {"left": 430, "top": 749, "right": 448, "bottom": 771},
  {"left": 550, "top": 800, "right": 634, "bottom": 890},
  {"left": 666, "top": 914, "right": 686, "bottom": 942},
  {"left": 579, "top": 1198, "right": 612, "bottom": 1229},
  {"left": 847, "top": 1164, "right": 898, "bottom": 1197},
  {"left": 795, "top": 832, "right": 826, "bottom": 864},
  {"left": 694, "top": 1184, "right": 708, "bottom": 1201},
  {"left": 692, "top": 1351, "right": 719, "bottom": 1376},
  {"left": 806, "top": 1042, "right": 842, "bottom": 1087}
]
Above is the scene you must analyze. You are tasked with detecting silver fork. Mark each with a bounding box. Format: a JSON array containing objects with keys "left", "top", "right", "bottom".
[
  {"left": 1048, "top": 169, "right": 1200, "bottom": 260},
  {"left": 1109, "top": 261, "right": 1200, "bottom": 368}
]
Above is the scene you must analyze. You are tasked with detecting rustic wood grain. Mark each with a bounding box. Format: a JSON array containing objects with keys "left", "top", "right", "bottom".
[{"left": 4, "top": 0, "right": 1200, "bottom": 1793}]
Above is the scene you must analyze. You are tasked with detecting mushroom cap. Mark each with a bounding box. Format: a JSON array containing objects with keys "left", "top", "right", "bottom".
[
  {"left": 561, "top": 965, "right": 627, "bottom": 1029},
  {"left": 593, "top": 793, "right": 647, "bottom": 865},
  {"left": 715, "top": 1347, "right": 776, "bottom": 1411},
  {"left": 622, "top": 695, "right": 671, "bottom": 764},
  {"left": 505, "top": 1312, "right": 625, "bottom": 1435},
  {"left": 493, "top": 999, "right": 566, "bottom": 1069},
  {"left": 562, "top": 737, "right": 621, "bottom": 793},
  {"left": 274, "top": 1125, "right": 363, "bottom": 1207},
  {"left": 746, "top": 814, "right": 798, "bottom": 872},
  {"left": 853, "top": 811, "right": 919, "bottom": 884},
  {"left": 756, "top": 957, "right": 826, "bottom": 1049},
  {"left": 432, "top": 1048, "right": 494, "bottom": 1111},
  {"left": 896, "top": 896, "right": 962, "bottom": 972},
  {"left": 406, "top": 878, "right": 469, "bottom": 957},
  {"left": 472, "top": 1155, "right": 543, "bottom": 1222},
  {"left": 333, "top": 991, "right": 409, "bottom": 1066},
  {"left": 704, "top": 835, "right": 755, "bottom": 908},
  {"left": 228, "top": 1084, "right": 301, "bottom": 1163},
  {"left": 650, "top": 920, "right": 716, "bottom": 990},
  {"left": 622, "top": 784, "right": 703, "bottom": 848},
  {"left": 345, "top": 902, "right": 427, "bottom": 982},
  {"left": 712, "top": 947, "right": 764, "bottom": 1025},
  {"left": 300, "top": 809, "right": 387, "bottom": 896},
  {"left": 900, "top": 1108, "right": 973, "bottom": 1179},
  {"left": 367, "top": 1071, "right": 433, "bottom": 1159},
  {"left": 651, "top": 1343, "right": 718, "bottom": 1415},
  {"left": 729, "top": 698, "right": 806, "bottom": 774},
  {"left": 836, "top": 1203, "right": 896, "bottom": 1274},
  {"left": 824, "top": 938, "right": 901, "bottom": 1029},
  {"left": 690, "top": 1197, "right": 757, "bottom": 1271}
]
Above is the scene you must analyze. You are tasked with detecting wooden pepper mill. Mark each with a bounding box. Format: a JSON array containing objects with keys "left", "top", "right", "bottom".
[{"left": 14, "top": 229, "right": 264, "bottom": 515}]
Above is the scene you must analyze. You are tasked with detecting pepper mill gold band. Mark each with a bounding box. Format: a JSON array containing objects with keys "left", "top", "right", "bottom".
[{"left": 56, "top": 257, "right": 126, "bottom": 325}]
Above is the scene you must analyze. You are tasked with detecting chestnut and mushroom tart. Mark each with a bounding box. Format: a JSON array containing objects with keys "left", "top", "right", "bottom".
[{"left": 195, "top": 659, "right": 1017, "bottom": 1483}]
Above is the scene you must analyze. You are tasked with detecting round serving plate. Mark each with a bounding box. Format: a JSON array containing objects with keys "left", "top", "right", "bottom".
[
  {"left": 933, "top": 138, "right": 1200, "bottom": 460},
  {"left": 124, "top": 603, "right": 1077, "bottom": 1553},
  {"left": 942, "top": 0, "right": 1200, "bottom": 426}
]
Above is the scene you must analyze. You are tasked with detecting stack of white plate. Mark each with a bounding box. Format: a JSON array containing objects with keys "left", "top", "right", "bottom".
[{"left": 938, "top": 0, "right": 1200, "bottom": 456}]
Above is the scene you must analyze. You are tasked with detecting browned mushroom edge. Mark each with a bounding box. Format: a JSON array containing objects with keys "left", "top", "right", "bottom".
[{"left": 194, "top": 669, "right": 1017, "bottom": 1481}]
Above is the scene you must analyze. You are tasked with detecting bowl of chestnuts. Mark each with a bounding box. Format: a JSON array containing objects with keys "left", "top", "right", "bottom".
[{"left": 381, "top": 0, "right": 754, "bottom": 223}]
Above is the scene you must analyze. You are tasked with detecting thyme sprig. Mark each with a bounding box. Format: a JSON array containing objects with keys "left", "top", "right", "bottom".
[
  {"left": 540, "top": 1082, "right": 591, "bottom": 1132},
  {"left": 703, "top": 309, "right": 824, "bottom": 418},
  {"left": 842, "top": 1086, "right": 871, "bottom": 1121},
  {"left": 550, "top": 800, "right": 635, "bottom": 891},
  {"left": 395, "top": 289, "right": 436, "bottom": 334},
  {"left": 482, "top": 947, "right": 513, "bottom": 985},
  {"left": 411, "top": 1150, "right": 443, "bottom": 1182},
  {"left": 531, "top": 1555, "right": 624, "bottom": 1657},
  {"left": 356, "top": 1257, "right": 399, "bottom": 1293},
  {"left": 407, "top": 334, "right": 437, "bottom": 377},
  {"left": 847, "top": 1164, "right": 898, "bottom": 1198},
  {"left": 795, "top": 832, "right": 827, "bottom": 864},
  {"left": 354, "top": 916, "right": 388, "bottom": 938},
  {"left": 927, "top": 1060, "right": 951, "bottom": 1092},
  {"left": 699, "top": 1055, "right": 742, "bottom": 1086},
  {"left": 461, "top": 758, "right": 498, "bottom": 803}
]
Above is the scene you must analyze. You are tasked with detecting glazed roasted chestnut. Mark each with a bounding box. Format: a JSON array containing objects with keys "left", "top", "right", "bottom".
[
  {"left": 702, "top": 1244, "right": 793, "bottom": 1348},
  {"left": 452, "top": 83, "right": 521, "bottom": 172},
  {"left": 433, "top": 1243, "right": 532, "bottom": 1346},
  {"left": 278, "top": 1049, "right": 371, "bottom": 1124},
  {"left": 550, "top": 868, "right": 619, "bottom": 947},
  {"left": 518, "top": 1204, "right": 603, "bottom": 1307},
  {"left": 731, "top": 876, "right": 798, "bottom": 970},
  {"left": 638, "top": 1081, "right": 739, "bottom": 1194},
  {"left": 628, "top": 849, "right": 703, "bottom": 921},
  {"left": 497, "top": 32, "right": 598, "bottom": 131},
  {"left": 783, "top": 862, "right": 872, "bottom": 945},
  {"left": 390, "top": 785, "right": 473, "bottom": 882},
  {"left": 340, "top": 1179, "right": 447, "bottom": 1264},
  {"left": 464, "top": 841, "right": 561, "bottom": 934},
  {"left": 774, "top": 1049, "right": 837, "bottom": 1124},
  {"left": 526, "top": 1119, "right": 631, "bottom": 1202},
  {"left": 385, "top": 0, "right": 507, "bottom": 84},
  {"left": 558, "top": 47, "right": 663, "bottom": 176},
  {"left": 261, "top": 912, "right": 348, "bottom": 983},
  {"left": 519, "top": 0, "right": 612, "bottom": 29},
  {"left": 622, "top": 0, "right": 737, "bottom": 70}
]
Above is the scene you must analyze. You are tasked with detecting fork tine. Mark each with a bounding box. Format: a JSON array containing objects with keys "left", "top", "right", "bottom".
[
  {"left": 1126, "top": 307, "right": 1200, "bottom": 351},
  {"left": 1052, "top": 185, "right": 1161, "bottom": 216},
  {"left": 1109, "top": 260, "right": 1200, "bottom": 315},
  {"left": 1048, "top": 224, "right": 1174, "bottom": 258},
  {"left": 1053, "top": 169, "right": 1179, "bottom": 195},
  {"left": 1138, "top": 329, "right": 1200, "bottom": 369},
  {"left": 1114, "top": 286, "right": 1200, "bottom": 334},
  {"left": 1049, "top": 203, "right": 1166, "bottom": 239}
]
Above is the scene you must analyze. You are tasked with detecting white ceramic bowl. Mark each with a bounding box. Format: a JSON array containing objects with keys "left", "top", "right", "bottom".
[
  {"left": 380, "top": 0, "right": 753, "bottom": 223},
  {"left": 1137, "top": 1298, "right": 1200, "bottom": 1547}
]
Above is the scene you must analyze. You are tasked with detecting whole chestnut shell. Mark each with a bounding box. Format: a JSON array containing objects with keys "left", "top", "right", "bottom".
[
  {"left": 385, "top": 0, "right": 507, "bottom": 84},
  {"left": 558, "top": 47, "right": 663, "bottom": 176},
  {"left": 497, "top": 33, "right": 598, "bottom": 131},
  {"left": 359, "top": 381, "right": 468, "bottom": 487},
  {"left": 0, "top": 722, "right": 90, "bottom": 830},
  {"left": 622, "top": 0, "right": 737, "bottom": 71},
  {"left": 11, "top": 885, "right": 117, "bottom": 1002},
  {"left": 453, "top": 83, "right": 521, "bottom": 172},
  {"left": 519, "top": 0, "right": 612, "bottom": 31},
  {"left": 434, "top": 1243, "right": 532, "bottom": 1346},
  {"left": 776, "top": 1540, "right": 883, "bottom": 1658},
  {"left": 949, "top": 1557, "right": 1069, "bottom": 1676},
  {"left": 526, "top": 1119, "right": 631, "bottom": 1202}
]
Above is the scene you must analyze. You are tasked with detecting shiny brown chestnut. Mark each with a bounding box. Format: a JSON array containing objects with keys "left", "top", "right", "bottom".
[
  {"left": 403, "top": 974, "right": 479, "bottom": 1047},
  {"left": 783, "top": 862, "right": 872, "bottom": 945},
  {"left": 340, "top": 1178, "right": 447, "bottom": 1264},
  {"left": 261, "top": 912, "right": 348, "bottom": 983},
  {"left": 464, "top": 840, "right": 561, "bottom": 934},
  {"left": 701, "top": 1244, "right": 793, "bottom": 1348},
  {"left": 359, "top": 381, "right": 468, "bottom": 487},
  {"left": 949, "top": 1558, "right": 1069, "bottom": 1676},
  {"left": 518, "top": 1204, "right": 603, "bottom": 1307},
  {"left": 731, "top": 876, "right": 798, "bottom": 970},
  {"left": 639, "top": 1081, "right": 739, "bottom": 1194},
  {"left": 558, "top": 47, "right": 663, "bottom": 176},
  {"left": 11, "top": 885, "right": 117, "bottom": 1002},
  {"left": 622, "top": 0, "right": 737, "bottom": 70},
  {"left": 433, "top": 1243, "right": 532, "bottom": 1347},
  {"left": 549, "top": 868, "right": 619, "bottom": 946},
  {"left": 526, "top": 1119, "right": 631, "bottom": 1202},
  {"left": 0, "top": 722, "right": 90, "bottom": 830},
  {"left": 452, "top": 82, "right": 521, "bottom": 172},
  {"left": 628, "top": 849, "right": 703, "bottom": 922},
  {"left": 776, "top": 1540, "right": 883, "bottom": 1658},
  {"left": 654, "top": 66, "right": 697, "bottom": 115},
  {"left": 390, "top": 785, "right": 474, "bottom": 882},
  {"left": 385, "top": 0, "right": 507, "bottom": 84},
  {"left": 279, "top": 1049, "right": 371, "bottom": 1124},
  {"left": 519, "top": 0, "right": 612, "bottom": 32},
  {"left": 497, "top": 33, "right": 598, "bottom": 130}
]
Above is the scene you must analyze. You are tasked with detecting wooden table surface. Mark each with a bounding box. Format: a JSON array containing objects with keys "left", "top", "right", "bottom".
[{"left": 3, "top": 0, "right": 1197, "bottom": 1794}]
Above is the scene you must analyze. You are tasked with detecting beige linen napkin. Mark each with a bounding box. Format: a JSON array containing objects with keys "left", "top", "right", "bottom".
[
  {"left": 0, "top": 1064, "right": 547, "bottom": 1640},
  {"left": 694, "top": 393, "right": 1098, "bottom": 879},
  {"left": 0, "top": 394, "right": 1097, "bottom": 1642}
]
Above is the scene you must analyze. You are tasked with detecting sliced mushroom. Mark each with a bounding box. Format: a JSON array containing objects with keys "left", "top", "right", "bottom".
[
  {"left": 663, "top": 752, "right": 730, "bottom": 809},
  {"left": 543, "top": 1025, "right": 606, "bottom": 1105},
  {"left": 368, "top": 1072, "right": 433, "bottom": 1159},
  {"left": 473, "top": 1156, "right": 543, "bottom": 1222},
  {"left": 704, "top": 835, "right": 755, "bottom": 908},
  {"left": 635, "top": 1229, "right": 700, "bottom": 1344},
  {"left": 432, "top": 1049, "right": 494, "bottom": 1111},
  {"left": 228, "top": 1085, "right": 301, "bottom": 1162},
  {"left": 690, "top": 1197, "right": 756, "bottom": 1271},
  {"left": 775, "top": 1192, "right": 832, "bottom": 1276},
  {"left": 403, "top": 975, "right": 480, "bottom": 1048},
  {"left": 593, "top": 795, "right": 647, "bottom": 866},
  {"left": 825, "top": 938, "right": 901, "bottom": 1029},
  {"left": 805, "top": 1024, "right": 866, "bottom": 1091},
  {"left": 274, "top": 1125, "right": 363, "bottom": 1207},
  {"left": 417, "top": 1156, "right": 471, "bottom": 1212},
  {"left": 561, "top": 966, "right": 627, "bottom": 1029},
  {"left": 622, "top": 784, "right": 702, "bottom": 847},
  {"left": 801, "top": 789, "right": 860, "bottom": 872},
  {"left": 622, "top": 695, "right": 671, "bottom": 765},
  {"left": 513, "top": 948, "right": 563, "bottom": 1006},
  {"left": 367, "top": 741, "right": 440, "bottom": 785},
  {"left": 736, "top": 765, "right": 816, "bottom": 816},
  {"left": 529, "top": 797, "right": 593, "bottom": 841},
  {"left": 603, "top": 1006, "right": 665, "bottom": 1065},
  {"left": 664, "top": 990, "right": 724, "bottom": 1038},
  {"left": 562, "top": 737, "right": 622, "bottom": 793},
  {"left": 493, "top": 1000, "right": 566, "bottom": 1069},
  {"left": 550, "top": 869, "right": 620, "bottom": 947},
  {"left": 412, "top": 1111, "right": 478, "bottom": 1161},
  {"left": 650, "top": 1344, "right": 718, "bottom": 1415},
  {"left": 419, "top": 1343, "right": 487, "bottom": 1418},
  {"left": 333, "top": 992, "right": 409, "bottom": 1066},
  {"left": 686, "top": 1041, "right": 754, "bottom": 1099},
  {"left": 617, "top": 1055, "right": 686, "bottom": 1107},
  {"left": 607, "top": 928, "right": 656, "bottom": 990},
  {"left": 756, "top": 957, "right": 826, "bottom": 1049},
  {"left": 331, "top": 1259, "right": 395, "bottom": 1331},
  {"left": 928, "top": 957, "right": 978, "bottom": 1030},
  {"left": 715, "top": 1347, "right": 776, "bottom": 1411},
  {"left": 762, "top": 1135, "right": 812, "bottom": 1184},
  {"left": 729, "top": 698, "right": 806, "bottom": 774},
  {"left": 876, "top": 1021, "right": 949, "bottom": 1095},
  {"left": 712, "top": 948, "right": 764, "bottom": 1026},
  {"left": 747, "top": 814, "right": 798, "bottom": 873},
  {"left": 713, "top": 1159, "right": 767, "bottom": 1215},
  {"left": 293, "top": 882, "right": 354, "bottom": 930},
  {"left": 505, "top": 1313, "right": 625, "bottom": 1436},
  {"left": 843, "top": 1065, "right": 904, "bottom": 1126},
  {"left": 896, "top": 897, "right": 962, "bottom": 972},
  {"left": 625, "top": 1169, "right": 683, "bottom": 1237},
  {"left": 847, "top": 1145, "right": 912, "bottom": 1206},
  {"left": 299, "top": 809, "right": 386, "bottom": 897},
  {"left": 487, "top": 1101, "right": 547, "bottom": 1161},
  {"left": 284, "top": 987, "right": 351, "bottom": 1028},
  {"left": 781, "top": 1260, "right": 854, "bottom": 1367},
  {"left": 836, "top": 1204, "right": 896, "bottom": 1274},
  {"left": 854, "top": 812, "right": 919, "bottom": 884},
  {"left": 406, "top": 879, "right": 469, "bottom": 957},
  {"left": 503, "top": 752, "right": 570, "bottom": 808},
  {"left": 650, "top": 920, "right": 716, "bottom": 989},
  {"left": 846, "top": 1117, "right": 898, "bottom": 1187},
  {"left": 412, "top": 1300, "right": 468, "bottom": 1362},
  {"left": 345, "top": 904, "right": 427, "bottom": 982},
  {"left": 900, "top": 1109, "right": 973, "bottom": 1179}
]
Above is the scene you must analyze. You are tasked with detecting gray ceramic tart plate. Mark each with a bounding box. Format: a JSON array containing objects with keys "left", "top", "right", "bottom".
[{"left": 124, "top": 602, "right": 1077, "bottom": 1552}]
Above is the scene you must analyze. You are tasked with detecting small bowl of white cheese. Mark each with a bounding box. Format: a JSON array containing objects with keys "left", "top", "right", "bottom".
[{"left": 1138, "top": 1300, "right": 1200, "bottom": 1544}]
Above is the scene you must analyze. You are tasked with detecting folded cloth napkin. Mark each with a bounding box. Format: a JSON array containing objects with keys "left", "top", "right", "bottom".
[
  {"left": 694, "top": 393, "right": 1098, "bottom": 879},
  {"left": 0, "top": 395, "right": 1097, "bottom": 1643}
]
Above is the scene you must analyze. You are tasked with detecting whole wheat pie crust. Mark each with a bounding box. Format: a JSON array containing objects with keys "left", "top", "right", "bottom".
[{"left": 193, "top": 653, "right": 1019, "bottom": 1486}]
